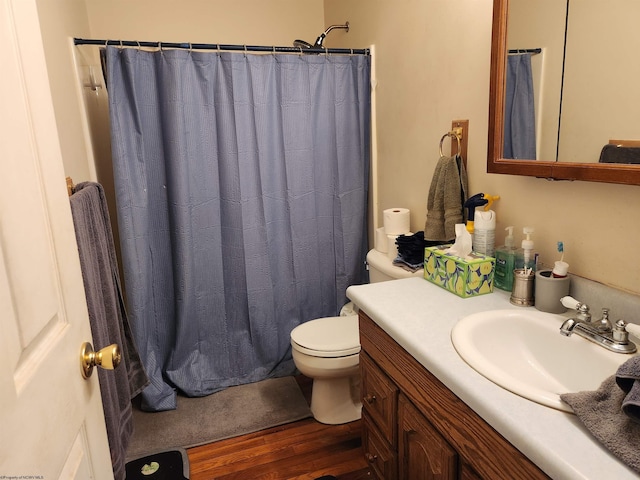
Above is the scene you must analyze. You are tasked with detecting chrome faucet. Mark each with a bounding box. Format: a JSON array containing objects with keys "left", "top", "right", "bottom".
[
  {"left": 559, "top": 296, "right": 637, "bottom": 354},
  {"left": 594, "top": 308, "right": 614, "bottom": 332}
]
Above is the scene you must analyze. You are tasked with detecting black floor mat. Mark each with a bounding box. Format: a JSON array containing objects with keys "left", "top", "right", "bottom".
[{"left": 125, "top": 448, "right": 189, "bottom": 480}]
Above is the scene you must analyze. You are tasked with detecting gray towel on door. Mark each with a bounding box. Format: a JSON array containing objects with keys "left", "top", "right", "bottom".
[
  {"left": 424, "top": 155, "right": 468, "bottom": 242},
  {"left": 616, "top": 356, "right": 640, "bottom": 423},
  {"left": 561, "top": 375, "right": 640, "bottom": 474},
  {"left": 70, "top": 182, "right": 149, "bottom": 480}
]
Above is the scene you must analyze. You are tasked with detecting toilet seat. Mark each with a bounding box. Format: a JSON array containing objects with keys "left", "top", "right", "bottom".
[{"left": 291, "top": 315, "right": 360, "bottom": 358}]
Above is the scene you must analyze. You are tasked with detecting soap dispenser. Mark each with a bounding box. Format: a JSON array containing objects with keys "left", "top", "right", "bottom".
[
  {"left": 515, "top": 227, "right": 536, "bottom": 272},
  {"left": 494, "top": 226, "right": 517, "bottom": 291}
]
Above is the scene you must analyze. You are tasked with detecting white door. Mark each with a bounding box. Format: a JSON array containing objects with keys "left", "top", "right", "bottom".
[{"left": 0, "top": 0, "right": 113, "bottom": 478}]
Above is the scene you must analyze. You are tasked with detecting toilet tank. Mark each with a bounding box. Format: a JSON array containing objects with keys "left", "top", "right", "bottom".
[{"left": 366, "top": 249, "right": 424, "bottom": 283}]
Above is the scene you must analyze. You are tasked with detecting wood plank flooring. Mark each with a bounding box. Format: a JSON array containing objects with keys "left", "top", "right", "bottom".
[{"left": 186, "top": 376, "right": 370, "bottom": 480}]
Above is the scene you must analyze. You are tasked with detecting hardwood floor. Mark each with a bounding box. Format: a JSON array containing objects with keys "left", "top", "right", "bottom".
[{"left": 187, "top": 376, "right": 371, "bottom": 480}]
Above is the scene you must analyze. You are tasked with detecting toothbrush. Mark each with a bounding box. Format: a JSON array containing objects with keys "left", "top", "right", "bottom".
[{"left": 557, "top": 241, "right": 564, "bottom": 262}]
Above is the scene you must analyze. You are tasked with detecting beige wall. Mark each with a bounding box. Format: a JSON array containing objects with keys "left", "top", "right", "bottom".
[
  {"left": 36, "top": 0, "right": 94, "bottom": 182},
  {"left": 559, "top": 0, "right": 640, "bottom": 162},
  {"left": 324, "top": 0, "right": 640, "bottom": 295},
  {"left": 84, "top": 0, "right": 324, "bottom": 46},
  {"left": 35, "top": 0, "right": 640, "bottom": 295}
]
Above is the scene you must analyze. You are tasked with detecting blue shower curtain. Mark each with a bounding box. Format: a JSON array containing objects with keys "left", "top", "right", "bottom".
[
  {"left": 504, "top": 53, "right": 536, "bottom": 160},
  {"left": 106, "top": 46, "right": 370, "bottom": 411}
]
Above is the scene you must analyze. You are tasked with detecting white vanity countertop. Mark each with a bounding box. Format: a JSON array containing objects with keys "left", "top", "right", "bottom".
[{"left": 347, "top": 277, "right": 639, "bottom": 480}]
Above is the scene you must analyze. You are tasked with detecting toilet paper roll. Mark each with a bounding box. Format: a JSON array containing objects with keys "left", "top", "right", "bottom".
[
  {"left": 375, "top": 227, "right": 388, "bottom": 253},
  {"left": 387, "top": 234, "right": 399, "bottom": 261},
  {"left": 383, "top": 208, "right": 411, "bottom": 235}
]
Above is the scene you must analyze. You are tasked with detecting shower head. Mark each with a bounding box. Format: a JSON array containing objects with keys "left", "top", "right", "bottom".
[
  {"left": 293, "top": 39, "right": 314, "bottom": 49},
  {"left": 293, "top": 21, "right": 349, "bottom": 49}
]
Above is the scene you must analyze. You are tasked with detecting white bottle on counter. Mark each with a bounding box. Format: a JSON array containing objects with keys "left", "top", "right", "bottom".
[{"left": 472, "top": 208, "right": 496, "bottom": 256}]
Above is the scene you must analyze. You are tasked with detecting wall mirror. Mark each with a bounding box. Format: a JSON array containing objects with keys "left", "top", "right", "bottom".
[{"left": 487, "top": 0, "right": 640, "bottom": 185}]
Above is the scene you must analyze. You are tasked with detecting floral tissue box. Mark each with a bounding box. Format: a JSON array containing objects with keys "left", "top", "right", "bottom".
[{"left": 424, "top": 245, "right": 495, "bottom": 298}]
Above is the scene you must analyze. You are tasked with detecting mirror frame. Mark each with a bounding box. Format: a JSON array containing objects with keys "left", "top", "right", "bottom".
[{"left": 487, "top": 0, "right": 640, "bottom": 185}]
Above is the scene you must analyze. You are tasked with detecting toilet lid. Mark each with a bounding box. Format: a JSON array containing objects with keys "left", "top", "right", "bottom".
[{"left": 291, "top": 315, "right": 360, "bottom": 357}]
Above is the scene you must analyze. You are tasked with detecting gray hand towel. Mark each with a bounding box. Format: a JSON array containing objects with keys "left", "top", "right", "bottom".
[
  {"left": 70, "top": 182, "right": 149, "bottom": 480},
  {"left": 424, "top": 155, "right": 468, "bottom": 242},
  {"left": 616, "top": 356, "right": 640, "bottom": 424},
  {"left": 561, "top": 375, "right": 640, "bottom": 474}
]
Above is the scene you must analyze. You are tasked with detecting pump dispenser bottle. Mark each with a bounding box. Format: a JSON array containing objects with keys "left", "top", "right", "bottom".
[
  {"left": 494, "top": 226, "right": 517, "bottom": 291},
  {"left": 515, "top": 227, "right": 536, "bottom": 272}
]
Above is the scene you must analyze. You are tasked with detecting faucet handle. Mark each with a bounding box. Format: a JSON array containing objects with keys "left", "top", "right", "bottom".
[
  {"left": 560, "top": 296, "right": 581, "bottom": 310},
  {"left": 624, "top": 321, "right": 640, "bottom": 339},
  {"left": 561, "top": 296, "right": 591, "bottom": 322},
  {"left": 561, "top": 296, "right": 587, "bottom": 311}
]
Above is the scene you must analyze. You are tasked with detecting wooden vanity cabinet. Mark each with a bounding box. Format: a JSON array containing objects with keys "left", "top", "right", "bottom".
[{"left": 359, "top": 311, "right": 550, "bottom": 480}]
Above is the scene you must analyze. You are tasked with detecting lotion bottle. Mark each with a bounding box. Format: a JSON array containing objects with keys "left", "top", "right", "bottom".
[
  {"left": 494, "top": 226, "right": 517, "bottom": 291},
  {"left": 515, "top": 227, "right": 536, "bottom": 272}
]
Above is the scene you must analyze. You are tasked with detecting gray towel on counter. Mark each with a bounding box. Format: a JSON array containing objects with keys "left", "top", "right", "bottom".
[
  {"left": 616, "top": 356, "right": 640, "bottom": 424},
  {"left": 561, "top": 375, "right": 640, "bottom": 474},
  {"left": 424, "top": 155, "right": 468, "bottom": 242},
  {"left": 70, "top": 182, "right": 149, "bottom": 480}
]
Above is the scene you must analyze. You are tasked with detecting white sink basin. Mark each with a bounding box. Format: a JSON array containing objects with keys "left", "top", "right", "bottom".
[{"left": 451, "top": 309, "right": 638, "bottom": 412}]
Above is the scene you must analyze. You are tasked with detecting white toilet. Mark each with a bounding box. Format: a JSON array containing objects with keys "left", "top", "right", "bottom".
[{"left": 290, "top": 248, "right": 423, "bottom": 424}]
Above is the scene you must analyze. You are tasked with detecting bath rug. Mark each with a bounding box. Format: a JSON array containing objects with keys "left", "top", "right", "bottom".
[
  {"left": 125, "top": 448, "right": 189, "bottom": 480},
  {"left": 126, "top": 376, "right": 312, "bottom": 459}
]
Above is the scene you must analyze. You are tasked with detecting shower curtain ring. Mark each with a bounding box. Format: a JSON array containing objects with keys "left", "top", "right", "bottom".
[
  {"left": 244, "top": 45, "right": 248, "bottom": 57},
  {"left": 439, "top": 132, "right": 461, "bottom": 157}
]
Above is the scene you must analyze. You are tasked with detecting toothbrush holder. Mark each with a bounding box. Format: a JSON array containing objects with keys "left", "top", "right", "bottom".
[
  {"left": 510, "top": 268, "right": 535, "bottom": 306},
  {"left": 534, "top": 269, "right": 570, "bottom": 314}
]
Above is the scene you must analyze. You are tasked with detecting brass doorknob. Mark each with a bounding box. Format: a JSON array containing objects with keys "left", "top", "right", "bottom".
[{"left": 80, "top": 342, "right": 121, "bottom": 379}]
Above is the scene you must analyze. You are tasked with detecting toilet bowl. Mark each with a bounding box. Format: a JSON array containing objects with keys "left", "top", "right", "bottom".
[
  {"left": 291, "top": 315, "right": 361, "bottom": 424},
  {"left": 290, "top": 248, "right": 423, "bottom": 424}
]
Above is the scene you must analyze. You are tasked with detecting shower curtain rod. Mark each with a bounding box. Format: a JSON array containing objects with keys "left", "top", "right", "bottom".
[
  {"left": 508, "top": 48, "right": 542, "bottom": 55},
  {"left": 73, "top": 38, "right": 370, "bottom": 56}
]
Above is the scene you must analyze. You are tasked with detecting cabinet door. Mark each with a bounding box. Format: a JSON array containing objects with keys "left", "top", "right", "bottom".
[
  {"left": 460, "top": 461, "right": 484, "bottom": 480},
  {"left": 399, "top": 394, "right": 458, "bottom": 480},
  {"left": 361, "top": 351, "right": 398, "bottom": 445}
]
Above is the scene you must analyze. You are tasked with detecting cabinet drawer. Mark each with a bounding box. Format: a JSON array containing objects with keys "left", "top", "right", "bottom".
[
  {"left": 363, "top": 414, "right": 397, "bottom": 480},
  {"left": 361, "top": 351, "right": 398, "bottom": 445}
]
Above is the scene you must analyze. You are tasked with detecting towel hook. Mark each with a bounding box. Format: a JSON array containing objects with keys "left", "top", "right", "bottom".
[{"left": 439, "top": 131, "right": 461, "bottom": 157}]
